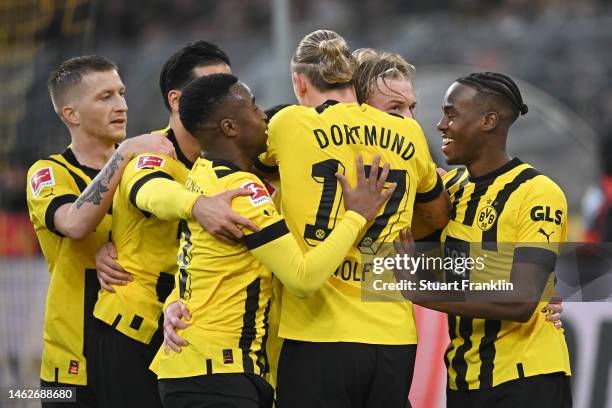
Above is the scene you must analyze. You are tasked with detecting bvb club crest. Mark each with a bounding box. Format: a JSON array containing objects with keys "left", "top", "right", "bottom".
[{"left": 477, "top": 204, "right": 497, "bottom": 231}]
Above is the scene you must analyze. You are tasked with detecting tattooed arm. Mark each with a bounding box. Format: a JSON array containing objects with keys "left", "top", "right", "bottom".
[{"left": 53, "top": 133, "right": 175, "bottom": 240}]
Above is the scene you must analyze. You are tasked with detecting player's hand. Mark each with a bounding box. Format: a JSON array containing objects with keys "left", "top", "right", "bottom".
[
  {"left": 95, "top": 242, "right": 132, "bottom": 292},
  {"left": 118, "top": 133, "right": 177, "bottom": 160},
  {"left": 436, "top": 167, "right": 448, "bottom": 177},
  {"left": 394, "top": 228, "right": 415, "bottom": 259},
  {"left": 543, "top": 297, "right": 563, "bottom": 329},
  {"left": 392, "top": 229, "right": 417, "bottom": 294},
  {"left": 163, "top": 301, "right": 191, "bottom": 354},
  {"left": 191, "top": 190, "right": 260, "bottom": 244},
  {"left": 336, "top": 155, "right": 396, "bottom": 221}
]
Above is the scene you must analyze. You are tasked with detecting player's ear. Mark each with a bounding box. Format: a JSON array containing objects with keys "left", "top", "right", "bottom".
[
  {"left": 168, "top": 90, "right": 181, "bottom": 113},
  {"left": 62, "top": 105, "right": 79, "bottom": 126},
  {"left": 292, "top": 72, "right": 308, "bottom": 99},
  {"left": 220, "top": 118, "right": 238, "bottom": 138},
  {"left": 481, "top": 111, "right": 498, "bottom": 132}
]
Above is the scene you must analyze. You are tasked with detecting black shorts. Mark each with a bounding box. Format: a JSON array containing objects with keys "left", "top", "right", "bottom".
[
  {"left": 446, "top": 372, "right": 572, "bottom": 408},
  {"left": 88, "top": 318, "right": 163, "bottom": 408},
  {"left": 158, "top": 373, "right": 274, "bottom": 408},
  {"left": 40, "top": 380, "right": 96, "bottom": 408},
  {"left": 276, "top": 340, "right": 417, "bottom": 408}
]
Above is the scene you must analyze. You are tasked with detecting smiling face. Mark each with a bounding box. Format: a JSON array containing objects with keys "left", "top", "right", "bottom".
[
  {"left": 367, "top": 76, "right": 417, "bottom": 119},
  {"left": 437, "top": 82, "right": 487, "bottom": 166},
  {"left": 70, "top": 70, "right": 127, "bottom": 143}
]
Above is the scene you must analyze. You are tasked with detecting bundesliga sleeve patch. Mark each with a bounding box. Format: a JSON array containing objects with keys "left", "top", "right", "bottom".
[
  {"left": 30, "top": 167, "right": 55, "bottom": 197},
  {"left": 136, "top": 155, "right": 165, "bottom": 170},
  {"left": 241, "top": 181, "right": 273, "bottom": 206},
  {"left": 262, "top": 178, "right": 278, "bottom": 197}
]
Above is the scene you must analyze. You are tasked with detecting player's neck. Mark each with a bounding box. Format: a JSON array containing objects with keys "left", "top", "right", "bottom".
[
  {"left": 307, "top": 87, "right": 357, "bottom": 107},
  {"left": 70, "top": 132, "right": 116, "bottom": 169},
  {"left": 467, "top": 150, "right": 511, "bottom": 180},
  {"left": 204, "top": 144, "right": 253, "bottom": 173},
  {"left": 169, "top": 115, "right": 202, "bottom": 162}
]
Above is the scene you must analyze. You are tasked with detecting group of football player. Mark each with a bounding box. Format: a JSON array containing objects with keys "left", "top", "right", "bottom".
[{"left": 27, "top": 29, "right": 572, "bottom": 408}]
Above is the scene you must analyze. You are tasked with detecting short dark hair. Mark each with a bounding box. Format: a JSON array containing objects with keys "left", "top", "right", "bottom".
[
  {"left": 159, "top": 40, "right": 231, "bottom": 111},
  {"left": 48, "top": 55, "right": 118, "bottom": 113},
  {"left": 457, "top": 72, "right": 528, "bottom": 122},
  {"left": 264, "top": 104, "right": 292, "bottom": 123},
  {"left": 179, "top": 73, "right": 239, "bottom": 135}
]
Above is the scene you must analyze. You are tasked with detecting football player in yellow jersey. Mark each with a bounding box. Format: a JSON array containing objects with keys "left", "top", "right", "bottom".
[
  {"left": 250, "top": 30, "right": 450, "bottom": 408},
  {"left": 26, "top": 55, "right": 176, "bottom": 407},
  {"left": 395, "top": 72, "right": 572, "bottom": 407},
  {"left": 90, "top": 42, "right": 260, "bottom": 408},
  {"left": 151, "top": 73, "right": 395, "bottom": 408}
]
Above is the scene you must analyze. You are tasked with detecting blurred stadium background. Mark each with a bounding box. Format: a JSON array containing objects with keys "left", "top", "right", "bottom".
[{"left": 1, "top": 0, "right": 611, "bottom": 407}]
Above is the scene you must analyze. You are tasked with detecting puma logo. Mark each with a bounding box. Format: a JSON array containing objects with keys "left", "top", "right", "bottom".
[{"left": 538, "top": 228, "right": 554, "bottom": 243}]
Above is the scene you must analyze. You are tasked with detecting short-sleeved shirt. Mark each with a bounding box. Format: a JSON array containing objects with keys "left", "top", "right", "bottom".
[{"left": 27, "top": 147, "right": 111, "bottom": 385}]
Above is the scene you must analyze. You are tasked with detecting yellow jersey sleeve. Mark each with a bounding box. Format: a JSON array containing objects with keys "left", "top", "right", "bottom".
[
  {"left": 26, "top": 159, "right": 80, "bottom": 237},
  {"left": 412, "top": 123, "right": 443, "bottom": 203},
  {"left": 225, "top": 172, "right": 367, "bottom": 298},
  {"left": 257, "top": 105, "right": 301, "bottom": 169},
  {"left": 123, "top": 153, "right": 199, "bottom": 221},
  {"left": 514, "top": 177, "right": 568, "bottom": 269}
]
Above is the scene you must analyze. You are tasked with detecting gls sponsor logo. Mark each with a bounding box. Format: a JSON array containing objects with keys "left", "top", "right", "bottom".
[{"left": 530, "top": 205, "right": 562, "bottom": 225}]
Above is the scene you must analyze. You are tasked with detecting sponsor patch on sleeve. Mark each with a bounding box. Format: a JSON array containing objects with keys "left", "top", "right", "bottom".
[
  {"left": 241, "top": 181, "right": 273, "bottom": 206},
  {"left": 30, "top": 167, "right": 55, "bottom": 197},
  {"left": 136, "top": 155, "right": 165, "bottom": 170},
  {"left": 262, "top": 178, "right": 278, "bottom": 197}
]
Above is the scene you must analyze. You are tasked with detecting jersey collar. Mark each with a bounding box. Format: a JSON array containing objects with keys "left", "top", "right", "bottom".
[
  {"left": 315, "top": 99, "right": 339, "bottom": 113},
  {"left": 468, "top": 157, "right": 523, "bottom": 183},
  {"left": 166, "top": 128, "right": 195, "bottom": 169},
  {"left": 61, "top": 147, "right": 100, "bottom": 179}
]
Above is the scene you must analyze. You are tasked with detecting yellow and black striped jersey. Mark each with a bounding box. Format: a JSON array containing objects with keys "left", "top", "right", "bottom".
[
  {"left": 26, "top": 147, "right": 111, "bottom": 385},
  {"left": 441, "top": 158, "right": 571, "bottom": 390},
  {"left": 93, "top": 130, "right": 199, "bottom": 344},
  {"left": 258, "top": 101, "right": 442, "bottom": 345},
  {"left": 150, "top": 157, "right": 366, "bottom": 379}
]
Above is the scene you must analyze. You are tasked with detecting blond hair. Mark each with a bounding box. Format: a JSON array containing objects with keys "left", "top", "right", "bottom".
[
  {"left": 352, "top": 48, "right": 415, "bottom": 103},
  {"left": 291, "top": 29, "right": 354, "bottom": 90}
]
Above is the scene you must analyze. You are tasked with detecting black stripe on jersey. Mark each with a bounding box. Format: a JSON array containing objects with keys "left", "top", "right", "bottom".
[
  {"left": 44, "top": 194, "right": 78, "bottom": 237},
  {"left": 450, "top": 177, "right": 469, "bottom": 221},
  {"left": 452, "top": 317, "right": 473, "bottom": 390},
  {"left": 46, "top": 157, "right": 88, "bottom": 192},
  {"left": 206, "top": 359, "right": 213, "bottom": 375},
  {"left": 211, "top": 159, "right": 242, "bottom": 178},
  {"left": 513, "top": 247, "right": 557, "bottom": 271},
  {"left": 61, "top": 148, "right": 100, "bottom": 179},
  {"left": 166, "top": 129, "right": 195, "bottom": 169},
  {"left": 129, "top": 171, "right": 174, "bottom": 217},
  {"left": 482, "top": 168, "right": 540, "bottom": 251},
  {"left": 111, "top": 314, "right": 122, "bottom": 328},
  {"left": 156, "top": 272, "right": 175, "bottom": 303},
  {"left": 178, "top": 220, "right": 193, "bottom": 300},
  {"left": 240, "top": 278, "right": 261, "bottom": 373},
  {"left": 477, "top": 319, "right": 502, "bottom": 388},
  {"left": 130, "top": 315, "right": 144, "bottom": 330},
  {"left": 244, "top": 220, "right": 289, "bottom": 250},
  {"left": 444, "top": 314, "right": 458, "bottom": 370},
  {"left": 315, "top": 99, "right": 339, "bottom": 113},
  {"left": 516, "top": 363, "right": 525, "bottom": 378},
  {"left": 82, "top": 269, "right": 100, "bottom": 358},
  {"left": 415, "top": 175, "right": 443, "bottom": 203},
  {"left": 256, "top": 299, "right": 272, "bottom": 375},
  {"left": 445, "top": 167, "right": 466, "bottom": 190},
  {"left": 254, "top": 157, "right": 278, "bottom": 174},
  {"left": 462, "top": 179, "right": 495, "bottom": 226}
]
